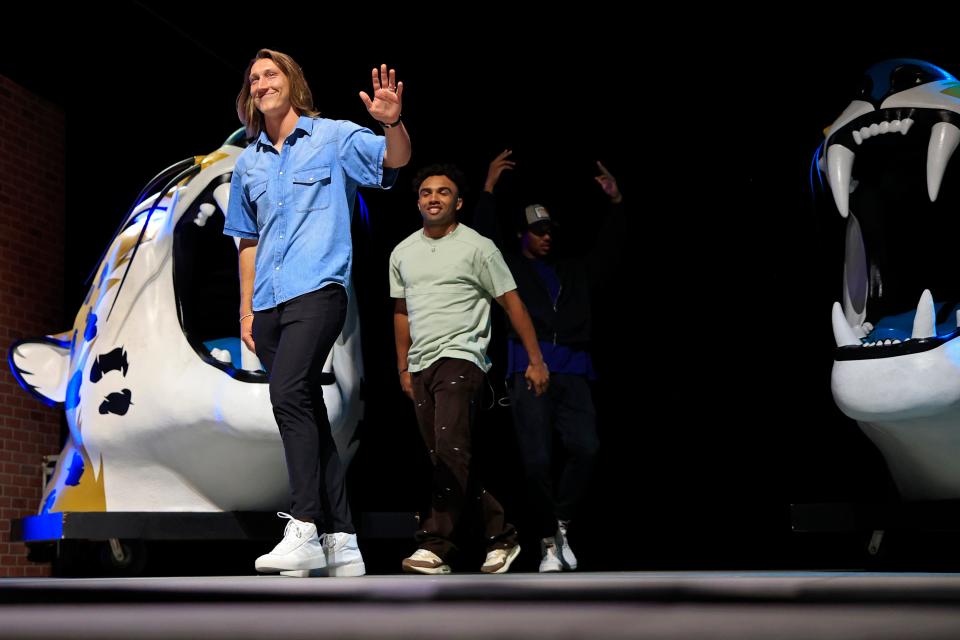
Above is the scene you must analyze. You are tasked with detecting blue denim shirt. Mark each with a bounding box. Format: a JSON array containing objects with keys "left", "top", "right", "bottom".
[{"left": 224, "top": 115, "right": 397, "bottom": 311}]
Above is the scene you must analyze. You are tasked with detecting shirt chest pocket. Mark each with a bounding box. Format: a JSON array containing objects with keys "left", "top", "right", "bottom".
[
  {"left": 246, "top": 180, "right": 268, "bottom": 228},
  {"left": 292, "top": 164, "right": 332, "bottom": 212}
]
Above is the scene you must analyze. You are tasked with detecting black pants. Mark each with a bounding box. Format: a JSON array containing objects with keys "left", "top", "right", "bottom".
[
  {"left": 252, "top": 285, "right": 353, "bottom": 533},
  {"left": 411, "top": 358, "right": 517, "bottom": 559},
  {"left": 509, "top": 372, "right": 599, "bottom": 538}
]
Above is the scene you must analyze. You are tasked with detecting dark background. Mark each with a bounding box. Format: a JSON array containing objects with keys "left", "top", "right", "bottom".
[{"left": 3, "top": 4, "right": 960, "bottom": 570}]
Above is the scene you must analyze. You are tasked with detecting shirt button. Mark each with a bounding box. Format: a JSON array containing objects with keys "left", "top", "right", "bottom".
[
  {"left": 279, "top": 171, "right": 284, "bottom": 176},
  {"left": 431, "top": 248, "right": 436, "bottom": 253},
  {"left": 279, "top": 235, "right": 284, "bottom": 239},
  {"left": 278, "top": 201, "right": 283, "bottom": 206},
  {"left": 275, "top": 267, "right": 280, "bottom": 271}
]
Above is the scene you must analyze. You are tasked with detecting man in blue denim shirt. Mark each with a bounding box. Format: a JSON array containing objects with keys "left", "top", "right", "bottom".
[{"left": 224, "top": 49, "right": 410, "bottom": 576}]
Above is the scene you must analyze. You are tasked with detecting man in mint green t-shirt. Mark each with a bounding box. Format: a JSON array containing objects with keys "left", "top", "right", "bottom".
[{"left": 391, "top": 164, "right": 549, "bottom": 575}]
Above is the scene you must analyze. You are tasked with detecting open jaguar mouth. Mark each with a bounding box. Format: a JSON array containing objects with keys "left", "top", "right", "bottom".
[
  {"left": 172, "top": 171, "right": 268, "bottom": 381},
  {"left": 821, "top": 60, "right": 960, "bottom": 362}
]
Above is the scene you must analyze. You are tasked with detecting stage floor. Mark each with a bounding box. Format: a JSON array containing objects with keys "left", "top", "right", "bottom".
[{"left": 3, "top": 571, "right": 960, "bottom": 638}]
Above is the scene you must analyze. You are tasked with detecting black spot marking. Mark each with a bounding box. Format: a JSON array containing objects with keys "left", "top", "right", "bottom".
[
  {"left": 99, "top": 389, "right": 132, "bottom": 416},
  {"left": 90, "top": 347, "right": 129, "bottom": 383}
]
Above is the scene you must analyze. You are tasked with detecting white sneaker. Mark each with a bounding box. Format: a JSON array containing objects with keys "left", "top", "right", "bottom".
[
  {"left": 480, "top": 544, "right": 521, "bottom": 574},
  {"left": 255, "top": 512, "right": 326, "bottom": 573},
  {"left": 539, "top": 536, "right": 563, "bottom": 573},
  {"left": 322, "top": 532, "right": 366, "bottom": 577},
  {"left": 557, "top": 520, "right": 578, "bottom": 570},
  {"left": 402, "top": 548, "right": 452, "bottom": 575}
]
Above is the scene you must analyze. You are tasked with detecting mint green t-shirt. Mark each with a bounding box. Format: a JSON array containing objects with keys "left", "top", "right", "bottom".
[{"left": 389, "top": 223, "right": 517, "bottom": 373}]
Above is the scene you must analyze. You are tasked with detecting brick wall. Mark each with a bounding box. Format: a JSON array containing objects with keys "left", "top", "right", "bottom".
[{"left": 0, "top": 74, "right": 65, "bottom": 576}]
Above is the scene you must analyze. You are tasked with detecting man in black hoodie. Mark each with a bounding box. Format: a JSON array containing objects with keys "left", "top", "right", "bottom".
[{"left": 473, "top": 150, "right": 625, "bottom": 572}]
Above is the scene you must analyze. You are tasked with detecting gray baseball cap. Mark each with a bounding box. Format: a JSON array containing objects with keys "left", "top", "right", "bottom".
[{"left": 523, "top": 204, "right": 557, "bottom": 227}]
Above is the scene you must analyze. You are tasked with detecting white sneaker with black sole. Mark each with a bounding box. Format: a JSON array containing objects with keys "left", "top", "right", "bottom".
[{"left": 255, "top": 512, "right": 326, "bottom": 574}]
